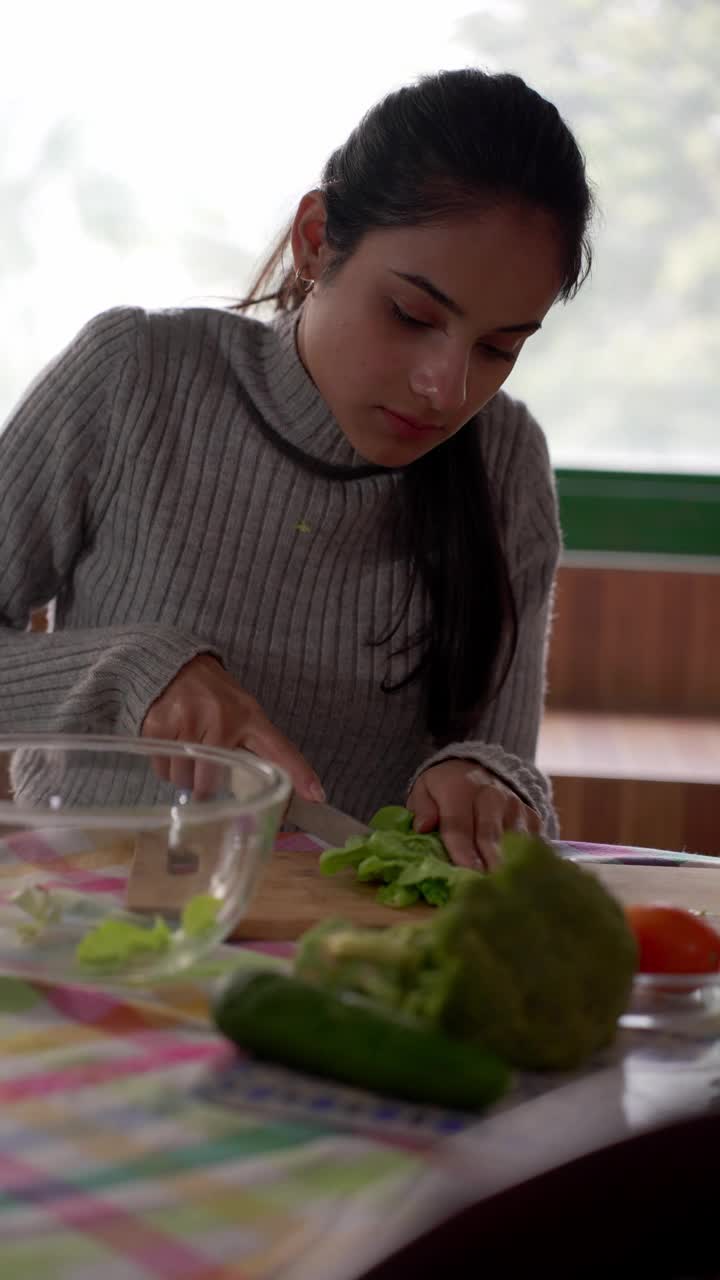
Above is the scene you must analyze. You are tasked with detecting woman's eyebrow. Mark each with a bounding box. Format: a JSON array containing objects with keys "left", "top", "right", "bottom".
[
  {"left": 391, "top": 270, "right": 465, "bottom": 315},
  {"left": 496, "top": 320, "right": 542, "bottom": 334},
  {"left": 389, "top": 271, "right": 541, "bottom": 332}
]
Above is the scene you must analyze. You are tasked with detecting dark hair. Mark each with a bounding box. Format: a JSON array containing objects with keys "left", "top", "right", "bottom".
[{"left": 238, "top": 68, "right": 594, "bottom": 742}]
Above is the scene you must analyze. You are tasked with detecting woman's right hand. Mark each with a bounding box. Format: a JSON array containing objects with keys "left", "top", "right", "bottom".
[{"left": 141, "top": 654, "right": 325, "bottom": 801}]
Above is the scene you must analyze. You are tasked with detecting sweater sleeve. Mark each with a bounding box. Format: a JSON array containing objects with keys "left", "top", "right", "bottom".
[
  {"left": 0, "top": 308, "right": 220, "bottom": 737},
  {"left": 406, "top": 397, "right": 561, "bottom": 836}
]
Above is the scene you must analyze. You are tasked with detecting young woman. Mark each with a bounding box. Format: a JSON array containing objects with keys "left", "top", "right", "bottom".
[{"left": 0, "top": 69, "right": 593, "bottom": 868}]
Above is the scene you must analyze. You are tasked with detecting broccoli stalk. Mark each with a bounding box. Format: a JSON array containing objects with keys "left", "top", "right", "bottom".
[{"left": 297, "top": 833, "right": 637, "bottom": 1071}]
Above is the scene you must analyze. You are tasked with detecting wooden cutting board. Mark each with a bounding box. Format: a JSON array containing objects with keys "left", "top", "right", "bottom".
[
  {"left": 125, "top": 833, "right": 432, "bottom": 936},
  {"left": 231, "top": 847, "right": 432, "bottom": 940},
  {"left": 125, "top": 832, "right": 720, "bottom": 942},
  {"left": 229, "top": 849, "right": 720, "bottom": 942}
]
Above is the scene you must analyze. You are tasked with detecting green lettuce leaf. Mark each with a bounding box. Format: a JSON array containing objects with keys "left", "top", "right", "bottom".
[{"left": 76, "top": 916, "right": 172, "bottom": 970}]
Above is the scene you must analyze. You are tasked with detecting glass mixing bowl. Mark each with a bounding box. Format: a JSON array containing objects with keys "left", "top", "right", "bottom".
[{"left": 0, "top": 734, "right": 290, "bottom": 986}]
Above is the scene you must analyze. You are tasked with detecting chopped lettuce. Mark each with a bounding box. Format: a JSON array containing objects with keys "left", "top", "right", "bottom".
[
  {"left": 11, "top": 886, "right": 64, "bottom": 942},
  {"left": 180, "top": 893, "right": 221, "bottom": 937},
  {"left": 420, "top": 881, "right": 452, "bottom": 908},
  {"left": 356, "top": 855, "right": 397, "bottom": 883},
  {"left": 377, "top": 883, "right": 421, "bottom": 908},
  {"left": 369, "top": 805, "right": 414, "bottom": 834},
  {"left": 76, "top": 916, "right": 172, "bottom": 969},
  {"left": 318, "top": 807, "right": 479, "bottom": 908},
  {"left": 318, "top": 842, "right": 370, "bottom": 876},
  {"left": 74, "top": 893, "right": 221, "bottom": 971},
  {"left": 366, "top": 830, "right": 448, "bottom": 862},
  {"left": 396, "top": 855, "right": 478, "bottom": 894},
  {"left": 9, "top": 884, "right": 222, "bottom": 972}
]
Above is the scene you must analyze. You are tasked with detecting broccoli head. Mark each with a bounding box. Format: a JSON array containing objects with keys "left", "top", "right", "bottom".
[{"left": 297, "top": 832, "right": 637, "bottom": 1071}]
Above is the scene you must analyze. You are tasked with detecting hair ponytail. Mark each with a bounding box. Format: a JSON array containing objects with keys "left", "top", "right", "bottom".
[{"left": 240, "top": 224, "right": 304, "bottom": 311}]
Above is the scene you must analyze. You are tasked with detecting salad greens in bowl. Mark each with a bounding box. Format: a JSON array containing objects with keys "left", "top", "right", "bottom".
[{"left": 0, "top": 734, "right": 290, "bottom": 986}]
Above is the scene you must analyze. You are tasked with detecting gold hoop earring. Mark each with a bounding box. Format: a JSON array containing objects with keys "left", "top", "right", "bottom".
[{"left": 294, "top": 267, "right": 315, "bottom": 293}]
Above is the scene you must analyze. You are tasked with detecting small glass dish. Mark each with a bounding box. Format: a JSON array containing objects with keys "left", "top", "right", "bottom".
[
  {"left": 0, "top": 734, "right": 290, "bottom": 986},
  {"left": 621, "top": 954, "right": 720, "bottom": 1034}
]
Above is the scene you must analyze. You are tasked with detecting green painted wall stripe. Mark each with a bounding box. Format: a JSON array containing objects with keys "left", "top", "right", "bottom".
[{"left": 555, "top": 469, "right": 720, "bottom": 556}]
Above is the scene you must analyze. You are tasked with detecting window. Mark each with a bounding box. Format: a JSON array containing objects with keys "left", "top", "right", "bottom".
[
  {"left": 464, "top": 0, "right": 719, "bottom": 476},
  {"left": 3, "top": 1, "right": 718, "bottom": 546}
]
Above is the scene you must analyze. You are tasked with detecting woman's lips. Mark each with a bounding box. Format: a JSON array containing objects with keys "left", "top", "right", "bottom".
[{"left": 381, "top": 408, "right": 444, "bottom": 438}]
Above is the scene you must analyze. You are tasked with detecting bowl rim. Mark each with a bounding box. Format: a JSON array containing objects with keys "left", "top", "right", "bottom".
[
  {"left": 632, "top": 969, "right": 720, "bottom": 991},
  {"left": 0, "top": 733, "right": 291, "bottom": 829}
]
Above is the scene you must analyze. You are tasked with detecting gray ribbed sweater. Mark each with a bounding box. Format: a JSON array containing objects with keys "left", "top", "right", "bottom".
[{"left": 0, "top": 305, "right": 560, "bottom": 828}]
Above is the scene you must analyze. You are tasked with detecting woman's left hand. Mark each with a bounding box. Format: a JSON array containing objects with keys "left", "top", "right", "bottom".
[{"left": 407, "top": 759, "right": 541, "bottom": 871}]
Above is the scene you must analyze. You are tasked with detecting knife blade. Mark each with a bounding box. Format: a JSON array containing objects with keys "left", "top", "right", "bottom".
[{"left": 285, "top": 794, "right": 370, "bottom": 846}]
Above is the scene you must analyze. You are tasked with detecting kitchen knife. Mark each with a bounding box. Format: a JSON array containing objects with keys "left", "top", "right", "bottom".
[{"left": 285, "top": 794, "right": 370, "bottom": 846}]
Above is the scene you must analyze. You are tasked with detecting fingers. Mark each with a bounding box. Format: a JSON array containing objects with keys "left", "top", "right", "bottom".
[
  {"left": 502, "top": 792, "right": 542, "bottom": 836},
  {"left": 141, "top": 655, "right": 324, "bottom": 803},
  {"left": 243, "top": 711, "right": 324, "bottom": 802},
  {"left": 472, "top": 792, "right": 540, "bottom": 868},
  {"left": 413, "top": 769, "right": 495, "bottom": 869},
  {"left": 502, "top": 792, "right": 529, "bottom": 834},
  {"left": 168, "top": 757, "right": 198, "bottom": 793},
  {"left": 416, "top": 760, "right": 545, "bottom": 874},
  {"left": 467, "top": 769, "right": 504, "bottom": 870},
  {"left": 411, "top": 772, "right": 486, "bottom": 869},
  {"left": 407, "top": 778, "right": 439, "bottom": 833},
  {"left": 436, "top": 811, "right": 486, "bottom": 870},
  {"left": 432, "top": 790, "right": 485, "bottom": 871},
  {"left": 151, "top": 754, "right": 171, "bottom": 784},
  {"left": 525, "top": 805, "right": 542, "bottom": 835},
  {"left": 472, "top": 811, "right": 504, "bottom": 871},
  {"left": 191, "top": 757, "right": 224, "bottom": 800}
]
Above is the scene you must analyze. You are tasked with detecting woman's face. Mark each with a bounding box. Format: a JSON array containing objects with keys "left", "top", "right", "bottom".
[{"left": 293, "top": 197, "right": 565, "bottom": 467}]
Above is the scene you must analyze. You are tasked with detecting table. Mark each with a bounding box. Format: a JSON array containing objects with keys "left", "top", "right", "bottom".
[{"left": 1, "top": 836, "right": 719, "bottom": 1280}]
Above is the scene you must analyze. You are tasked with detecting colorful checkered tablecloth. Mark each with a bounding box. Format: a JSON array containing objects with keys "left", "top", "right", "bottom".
[
  {"left": 1, "top": 831, "right": 719, "bottom": 1279},
  {"left": 0, "top": 967, "right": 480, "bottom": 1280},
  {"left": 0, "top": 825, "right": 523, "bottom": 1280}
]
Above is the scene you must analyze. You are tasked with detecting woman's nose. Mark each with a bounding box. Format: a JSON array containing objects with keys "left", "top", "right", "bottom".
[{"left": 408, "top": 350, "right": 469, "bottom": 414}]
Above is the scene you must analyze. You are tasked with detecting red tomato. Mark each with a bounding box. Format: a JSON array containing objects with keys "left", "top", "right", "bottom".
[{"left": 626, "top": 905, "right": 720, "bottom": 974}]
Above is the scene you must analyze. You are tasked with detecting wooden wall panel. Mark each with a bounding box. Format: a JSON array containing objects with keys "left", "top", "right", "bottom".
[
  {"left": 551, "top": 774, "right": 720, "bottom": 857},
  {"left": 547, "top": 563, "right": 720, "bottom": 715}
]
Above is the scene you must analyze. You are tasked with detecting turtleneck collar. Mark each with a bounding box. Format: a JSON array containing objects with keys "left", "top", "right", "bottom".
[{"left": 258, "top": 307, "right": 383, "bottom": 474}]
